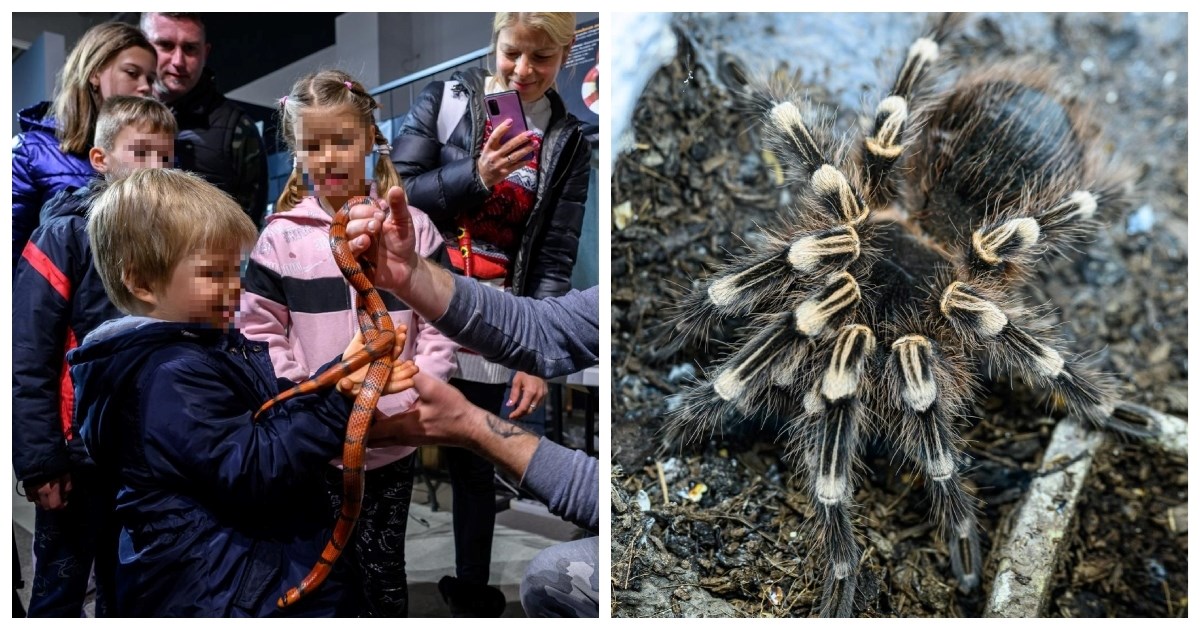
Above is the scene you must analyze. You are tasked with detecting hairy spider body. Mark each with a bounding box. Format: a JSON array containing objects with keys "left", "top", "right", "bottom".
[{"left": 665, "top": 16, "right": 1147, "bottom": 617}]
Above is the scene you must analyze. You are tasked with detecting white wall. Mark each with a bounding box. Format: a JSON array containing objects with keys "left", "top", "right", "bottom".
[
  {"left": 226, "top": 13, "right": 496, "bottom": 109},
  {"left": 380, "top": 13, "right": 494, "bottom": 81},
  {"left": 224, "top": 12, "right": 596, "bottom": 109},
  {"left": 224, "top": 45, "right": 345, "bottom": 109}
]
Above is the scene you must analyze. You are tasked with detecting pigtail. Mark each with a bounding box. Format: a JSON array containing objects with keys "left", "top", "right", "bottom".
[
  {"left": 276, "top": 162, "right": 307, "bottom": 213},
  {"left": 372, "top": 127, "right": 401, "bottom": 196}
]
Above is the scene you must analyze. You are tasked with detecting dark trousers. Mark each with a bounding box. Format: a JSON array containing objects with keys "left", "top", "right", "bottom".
[
  {"left": 446, "top": 379, "right": 508, "bottom": 585},
  {"left": 26, "top": 469, "right": 115, "bottom": 617},
  {"left": 331, "top": 454, "right": 416, "bottom": 617},
  {"left": 14, "top": 533, "right": 26, "bottom": 617}
]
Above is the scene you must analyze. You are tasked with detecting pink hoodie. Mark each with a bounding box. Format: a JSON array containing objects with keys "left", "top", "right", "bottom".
[{"left": 239, "top": 196, "right": 457, "bottom": 466}]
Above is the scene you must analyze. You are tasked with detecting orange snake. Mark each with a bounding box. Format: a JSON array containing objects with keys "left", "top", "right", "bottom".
[{"left": 252, "top": 196, "right": 405, "bottom": 609}]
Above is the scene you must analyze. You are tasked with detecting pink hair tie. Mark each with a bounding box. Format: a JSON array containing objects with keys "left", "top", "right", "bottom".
[
  {"left": 344, "top": 81, "right": 354, "bottom": 90},
  {"left": 278, "top": 95, "right": 288, "bottom": 107}
]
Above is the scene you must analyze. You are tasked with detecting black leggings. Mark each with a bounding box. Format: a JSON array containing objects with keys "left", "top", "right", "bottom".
[{"left": 331, "top": 453, "right": 416, "bottom": 617}]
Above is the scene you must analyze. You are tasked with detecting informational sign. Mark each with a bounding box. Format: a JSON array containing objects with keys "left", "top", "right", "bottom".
[{"left": 557, "top": 18, "right": 599, "bottom": 140}]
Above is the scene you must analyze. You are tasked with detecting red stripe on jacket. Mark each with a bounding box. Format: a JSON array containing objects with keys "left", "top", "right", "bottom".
[
  {"left": 60, "top": 328, "right": 79, "bottom": 438},
  {"left": 22, "top": 240, "right": 71, "bottom": 299},
  {"left": 22, "top": 240, "right": 78, "bottom": 437}
]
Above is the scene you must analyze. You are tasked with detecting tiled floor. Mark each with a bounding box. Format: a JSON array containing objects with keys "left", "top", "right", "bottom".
[{"left": 12, "top": 470, "right": 581, "bottom": 617}]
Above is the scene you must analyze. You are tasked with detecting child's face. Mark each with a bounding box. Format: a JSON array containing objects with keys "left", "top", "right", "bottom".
[
  {"left": 93, "top": 125, "right": 175, "bottom": 178},
  {"left": 90, "top": 46, "right": 157, "bottom": 101},
  {"left": 144, "top": 246, "right": 244, "bottom": 328},
  {"left": 295, "top": 106, "right": 372, "bottom": 203}
]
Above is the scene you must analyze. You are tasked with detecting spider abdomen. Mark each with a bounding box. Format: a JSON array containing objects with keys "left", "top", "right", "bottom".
[{"left": 918, "top": 79, "right": 1087, "bottom": 248}]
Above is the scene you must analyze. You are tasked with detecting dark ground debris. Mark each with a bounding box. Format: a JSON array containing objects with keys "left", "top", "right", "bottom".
[{"left": 610, "top": 13, "right": 1186, "bottom": 618}]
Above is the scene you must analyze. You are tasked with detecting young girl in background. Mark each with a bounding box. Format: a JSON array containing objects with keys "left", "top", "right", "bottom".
[{"left": 240, "top": 69, "right": 457, "bottom": 617}]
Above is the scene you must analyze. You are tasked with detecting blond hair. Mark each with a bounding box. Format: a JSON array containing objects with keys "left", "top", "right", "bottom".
[
  {"left": 88, "top": 169, "right": 258, "bottom": 314},
  {"left": 52, "top": 22, "right": 156, "bottom": 155},
  {"left": 275, "top": 69, "right": 399, "bottom": 213},
  {"left": 490, "top": 12, "right": 576, "bottom": 86},
  {"left": 93, "top": 95, "right": 177, "bottom": 152}
]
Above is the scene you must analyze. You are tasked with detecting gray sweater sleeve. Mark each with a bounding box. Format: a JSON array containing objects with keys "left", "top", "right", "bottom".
[
  {"left": 432, "top": 274, "right": 599, "bottom": 378},
  {"left": 519, "top": 437, "right": 598, "bottom": 532}
]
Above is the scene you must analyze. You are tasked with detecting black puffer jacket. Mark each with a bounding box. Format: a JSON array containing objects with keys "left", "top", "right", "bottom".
[
  {"left": 168, "top": 68, "right": 268, "bottom": 227},
  {"left": 391, "top": 67, "right": 591, "bottom": 299}
]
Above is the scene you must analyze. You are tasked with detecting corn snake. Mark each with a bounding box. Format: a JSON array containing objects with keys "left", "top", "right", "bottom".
[{"left": 252, "top": 195, "right": 405, "bottom": 609}]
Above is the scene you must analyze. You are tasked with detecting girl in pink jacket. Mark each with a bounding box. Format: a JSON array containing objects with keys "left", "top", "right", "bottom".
[{"left": 240, "top": 70, "right": 457, "bottom": 616}]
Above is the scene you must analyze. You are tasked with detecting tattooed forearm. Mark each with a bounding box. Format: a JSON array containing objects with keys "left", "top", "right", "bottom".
[
  {"left": 485, "top": 414, "right": 533, "bottom": 439},
  {"left": 475, "top": 412, "right": 541, "bottom": 479}
]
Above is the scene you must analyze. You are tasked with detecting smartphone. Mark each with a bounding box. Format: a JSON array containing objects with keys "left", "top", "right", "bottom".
[{"left": 484, "top": 90, "right": 533, "bottom": 162}]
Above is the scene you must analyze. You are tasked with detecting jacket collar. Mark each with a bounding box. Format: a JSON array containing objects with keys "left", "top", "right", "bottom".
[
  {"left": 263, "top": 187, "right": 381, "bottom": 229},
  {"left": 265, "top": 196, "right": 334, "bottom": 228},
  {"left": 39, "top": 178, "right": 103, "bottom": 223},
  {"left": 164, "top": 67, "right": 224, "bottom": 118},
  {"left": 18, "top": 101, "right": 56, "bottom": 134},
  {"left": 452, "top": 67, "right": 569, "bottom": 123}
]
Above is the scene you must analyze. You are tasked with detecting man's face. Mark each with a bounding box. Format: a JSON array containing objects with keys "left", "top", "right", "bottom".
[
  {"left": 95, "top": 125, "right": 175, "bottom": 179},
  {"left": 143, "top": 14, "right": 208, "bottom": 102}
]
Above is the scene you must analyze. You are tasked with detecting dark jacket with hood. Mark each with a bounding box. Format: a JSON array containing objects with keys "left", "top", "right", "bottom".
[
  {"left": 68, "top": 317, "right": 353, "bottom": 616},
  {"left": 390, "top": 67, "right": 591, "bottom": 299},
  {"left": 12, "top": 102, "right": 95, "bottom": 265},
  {"left": 13, "top": 181, "right": 122, "bottom": 486},
  {"left": 167, "top": 67, "right": 268, "bottom": 227}
]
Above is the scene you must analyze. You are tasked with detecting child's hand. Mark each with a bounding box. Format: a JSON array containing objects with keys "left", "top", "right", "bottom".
[
  {"left": 335, "top": 324, "right": 411, "bottom": 395},
  {"left": 338, "top": 360, "right": 420, "bottom": 397},
  {"left": 340, "top": 324, "right": 408, "bottom": 361},
  {"left": 24, "top": 473, "right": 73, "bottom": 510}
]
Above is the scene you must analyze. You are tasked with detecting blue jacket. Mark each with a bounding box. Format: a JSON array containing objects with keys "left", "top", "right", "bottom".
[
  {"left": 69, "top": 317, "right": 354, "bottom": 617},
  {"left": 12, "top": 181, "right": 120, "bottom": 485},
  {"left": 12, "top": 102, "right": 95, "bottom": 265}
]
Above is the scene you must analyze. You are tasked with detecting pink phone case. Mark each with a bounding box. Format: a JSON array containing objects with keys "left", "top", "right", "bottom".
[{"left": 484, "top": 90, "right": 532, "bottom": 161}]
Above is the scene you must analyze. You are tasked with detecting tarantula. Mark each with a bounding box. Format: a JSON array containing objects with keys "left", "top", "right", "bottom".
[{"left": 663, "top": 15, "right": 1156, "bottom": 617}]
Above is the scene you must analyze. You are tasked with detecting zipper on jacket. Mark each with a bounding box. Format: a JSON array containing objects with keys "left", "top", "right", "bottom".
[{"left": 549, "top": 133, "right": 584, "bottom": 190}]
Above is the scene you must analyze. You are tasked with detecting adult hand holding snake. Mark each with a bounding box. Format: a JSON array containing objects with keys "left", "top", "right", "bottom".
[{"left": 346, "top": 187, "right": 457, "bottom": 321}]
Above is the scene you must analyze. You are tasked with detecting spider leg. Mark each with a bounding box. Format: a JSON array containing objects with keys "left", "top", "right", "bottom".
[
  {"left": 963, "top": 188, "right": 1115, "bottom": 282},
  {"left": 787, "top": 324, "right": 876, "bottom": 617},
  {"left": 939, "top": 281, "right": 1151, "bottom": 437},
  {"left": 667, "top": 84, "right": 872, "bottom": 353},
  {"left": 666, "top": 224, "right": 860, "bottom": 349},
  {"left": 887, "top": 334, "right": 983, "bottom": 591},
  {"left": 862, "top": 20, "right": 953, "bottom": 207},
  {"left": 664, "top": 271, "right": 862, "bottom": 445},
  {"left": 745, "top": 88, "right": 871, "bottom": 227}
]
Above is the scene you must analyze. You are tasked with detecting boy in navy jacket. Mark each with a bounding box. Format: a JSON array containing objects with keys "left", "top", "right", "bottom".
[{"left": 67, "top": 168, "right": 417, "bottom": 616}]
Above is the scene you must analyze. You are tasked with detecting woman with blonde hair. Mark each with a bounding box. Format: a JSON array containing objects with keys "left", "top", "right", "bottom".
[
  {"left": 390, "top": 11, "right": 592, "bottom": 616},
  {"left": 12, "top": 21, "right": 156, "bottom": 265}
]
